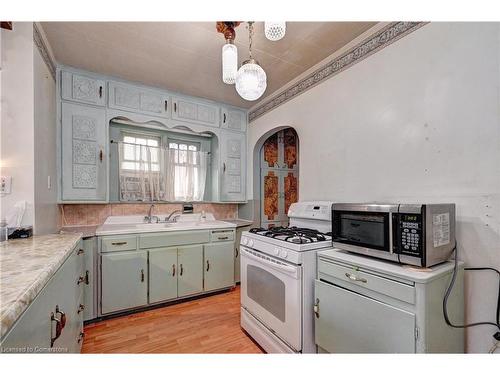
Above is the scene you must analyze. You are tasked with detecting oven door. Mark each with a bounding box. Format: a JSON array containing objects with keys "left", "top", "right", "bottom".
[{"left": 240, "top": 246, "right": 302, "bottom": 351}]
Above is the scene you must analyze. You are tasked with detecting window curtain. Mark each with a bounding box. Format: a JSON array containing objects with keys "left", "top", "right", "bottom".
[
  {"left": 164, "top": 148, "right": 209, "bottom": 201},
  {"left": 118, "top": 142, "right": 208, "bottom": 202}
]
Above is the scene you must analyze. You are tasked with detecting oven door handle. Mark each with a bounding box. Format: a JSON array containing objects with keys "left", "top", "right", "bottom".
[{"left": 240, "top": 247, "right": 299, "bottom": 276}]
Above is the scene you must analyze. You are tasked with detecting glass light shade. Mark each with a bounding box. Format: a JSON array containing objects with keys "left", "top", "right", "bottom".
[
  {"left": 235, "top": 60, "right": 267, "bottom": 101},
  {"left": 264, "top": 22, "right": 286, "bottom": 41},
  {"left": 222, "top": 43, "right": 238, "bottom": 84}
]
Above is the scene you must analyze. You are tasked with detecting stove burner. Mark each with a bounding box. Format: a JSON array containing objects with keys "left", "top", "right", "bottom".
[{"left": 249, "top": 226, "right": 331, "bottom": 243}]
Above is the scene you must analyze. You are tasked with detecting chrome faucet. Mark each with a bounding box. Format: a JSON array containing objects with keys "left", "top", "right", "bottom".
[
  {"left": 166, "top": 209, "right": 182, "bottom": 222},
  {"left": 144, "top": 204, "right": 159, "bottom": 223}
]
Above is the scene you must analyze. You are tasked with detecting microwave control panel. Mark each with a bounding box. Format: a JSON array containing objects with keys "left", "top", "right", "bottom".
[{"left": 398, "top": 214, "right": 423, "bottom": 256}]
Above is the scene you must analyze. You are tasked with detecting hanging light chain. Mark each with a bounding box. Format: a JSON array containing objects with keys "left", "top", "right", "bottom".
[{"left": 248, "top": 21, "right": 254, "bottom": 59}]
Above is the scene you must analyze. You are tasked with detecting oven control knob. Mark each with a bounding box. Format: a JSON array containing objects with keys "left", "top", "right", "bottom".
[
  {"left": 274, "top": 248, "right": 280, "bottom": 256},
  {"left": 241, "top": 237, "right": 248, "bottom": 246},
  {"left": 248, "top": 239, "right": 254, "bottom": 247},
  {"left": 280, "top": 250, "right": 288, "bottom": 258}
]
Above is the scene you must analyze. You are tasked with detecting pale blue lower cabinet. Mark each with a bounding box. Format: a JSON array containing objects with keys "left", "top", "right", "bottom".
[
  {"left": 0, "top": 243, "right": 84, "bottom": 353},
  {"left": 177, "top": 245, "right": 203, "bottom": 298},
  {"left": 204, "top": 242, "right": 235, "bottom": 292},
  {"left": 149, "top": 247, "right": 178, "bottom": 304},
  {"left": 101, "top": 251, "right": 148, "bottom": 314}
]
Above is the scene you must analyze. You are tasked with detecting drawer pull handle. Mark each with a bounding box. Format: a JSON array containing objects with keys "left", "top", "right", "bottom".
[
  {"left": 99, "top": 150, "right": 103, "bottom": 162},
  {"left": 206, "top": 260, "right": 210, "bottom": 272},
  {"left": 172, "top": 264, "right": 176, "bottom": 277},
  {"left": 78, "top": 331, "right": 85, "bottom": 344},
  {"left": 313, "top": 298, "right": 320, "bottom": 318},
  {"left": 84, "top": 270, "right": 90, "bottom": 285},
  {"left": 174, "top": 102, "right": 177, "bottom": 112},
  {"left": 223, "top": 113, "right": 226, "bottom": 123},
  {"left": 180, "top": 264, "right": 183, "bottom": 276},
  {"left": 55, "top": 305, "right": 66, "bottom": 329},
  {"left": 77, "top": 304, "right": 85, "bottom": 314},
  {"left": 111, "top": 241, "right": 127, "bottom": 246},
  {"left": 218, "top": 236, "right": 229, "bottom": 240},
  {"left": 77, "top": 248, "right": 84, "bottom": 255},
  {"left": 99, "top": 86, "right": 103, "bottom": 98},
  {"left": 235, "top": 247, "right": 239, "bottom": 258},
  {"left": 345, "top": 272, "right": 367, "bottom": 283},
  {"left": 50, "top": 312, "right": 62, "bottom": 347},
  {"left": 165, "top": 100, "right": 168, "bottom": 111},
  {"left": 141, "top": 269, "right": 145, "bottom": 282}
]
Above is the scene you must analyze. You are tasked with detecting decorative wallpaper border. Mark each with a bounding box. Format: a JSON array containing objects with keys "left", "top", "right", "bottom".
[
  {"left": 33, "top": 23, "right": 56, "bottom": 80},
  {"left": 248, "top": 22, "right": 427, "bottom": 122}
]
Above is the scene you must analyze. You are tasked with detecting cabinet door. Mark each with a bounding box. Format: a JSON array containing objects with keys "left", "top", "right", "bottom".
[
  {"left": 204, "top": 242, "right": 235, "bottom": 292},
  {"left": 149, "top": 247, "right": 178, "bottom": 304},
  {"left": 101, "top": 251, "right": 148, "bottom": 314},
  {"left": 108, "top": 81, "right": 170, "bottom": 118},
  {"left": 221, "top": 107, "right": 246, "bottom": 132},
  {"left": 177, "top": 245, "right": 203, "bottom": 298},
  {"left": 220, "top": 130, "right": 246, "bottom": 202},
  {"left": 314, "top": 280, "right": 416, "bottom": 353},
  {"left": 61, "top": 71, "right": 106, "bottom": 106},
  {"left": 61, "top": 102, "right": 107, "bottom": 201},
  {"left": 172, "top": 96, "right": 220, "bottom": 127}
]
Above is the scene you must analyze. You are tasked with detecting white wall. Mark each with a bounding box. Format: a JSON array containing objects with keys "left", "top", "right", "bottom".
[
  {"left": 0, "top": 22, "right": 58, "bottom": 234},
  {"left": 33, "top": 42, "right": 58, "bottom": 234},
  {"left": 248, "top": 23, "right": 500, "bottom": 353},
  {"left": 0, "top": 23, "right": 35, "bottom": 227}
]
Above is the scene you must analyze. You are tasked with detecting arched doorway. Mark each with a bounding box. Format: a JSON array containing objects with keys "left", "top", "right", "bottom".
[{"left": 260, "top": 128, "right": 299, "bottom": 228}]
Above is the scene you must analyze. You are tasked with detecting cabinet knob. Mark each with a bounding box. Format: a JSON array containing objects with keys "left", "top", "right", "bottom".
[
  {"left": 165, "top": 100, "right": 168, "bottom": 112},
  {"left": 55, "top": 305, "right": 66, "bottom": 329},
  {"left": 180, "top": 264, "right": 183, "bottom": 276},
  {"left": 235, "top": 247, "right": 239, "bottom": 258},
  {"left": 99, "top": 150, "right": 103, "bottom": 162},
  {"left": 77, "top": 248, "right": 84, "bottom": 255},
  {"left": 99, "top": 86, "right": 103, "bottom": 98},
  {"left": 77, "top": 304, "right": 85, "bottom": 314},
  {"left": 223, "top": 113, "right": 226, "bottom": 123},
  {"left": 172, "top": 264, "right": 176, "bottom": 277},
  {"left": 140, "top": 269, "right": 145, "bottom": 282},
  {"left": 223, "top": 162, "right": 226, "bottom": 173},
  {"left": 77, "top": 331, "right": 85, "bottom": 344},
  {"left": 174, "top": 102, "right": 177, "bottom": 112},
  {"left": 206, "top": 260, "right": 210, "bottom": 272},
  {"left": 50, "top": 312, "right": 63, "bottom": 347}
]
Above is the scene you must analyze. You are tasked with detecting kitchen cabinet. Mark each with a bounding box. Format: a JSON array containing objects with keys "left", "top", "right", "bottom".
[
  {"left": 101, "top": 251, "right": 148, "bottom": 314},
  {"left": 82, "top": 237, "right": 97, "bottom": 321},
  {"left": 108, "top": 81, "right": 170, "bottom": 118},
  {"left": 61, "top": 102, "right": 107, "bottom": 201},
  {"left": 220, "top": 130, "right": 246, "bottom": 202},
  {"left": 260, "top": 129, "right": 298, "bottom": 228},
  {"left": 177, "top": 245, "right": 204, "bottom": 298},
  {"left": 221, "top": 107, "right": 246, "bottom": 132},
  {"left": 203, "top": 242, "right": 235, "bottom": 292},
  {"left": 0, "top": 243, "right": 84, "bottom": 353},
  {"left": 314, "top": 250, "right": 465, "bottom": 353},
  {"left": 149, "top": 247, "right": 178, "bottom": 303},
  {"left": 61, "top": 70, "right": 106, "bottom": 106},
  {"left": 172, "top": 96, "right": 220, "bottom": 127}
]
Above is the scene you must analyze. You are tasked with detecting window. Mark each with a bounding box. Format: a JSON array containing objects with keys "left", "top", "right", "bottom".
[
  {"left": 121, "top": 134, "right": 161, "bottom": 172},
  {"left": 168, "top": 140, "right": 203, "bottom": 201}
]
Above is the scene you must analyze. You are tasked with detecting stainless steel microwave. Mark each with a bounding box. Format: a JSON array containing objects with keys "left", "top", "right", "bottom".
[{"left": 331, "top": 203, "right": 456, "bottom": 267}]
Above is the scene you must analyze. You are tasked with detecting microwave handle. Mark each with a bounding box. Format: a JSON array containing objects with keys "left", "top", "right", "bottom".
[{"left": 392, "top": 213, "right": 400, "bottom": 254}]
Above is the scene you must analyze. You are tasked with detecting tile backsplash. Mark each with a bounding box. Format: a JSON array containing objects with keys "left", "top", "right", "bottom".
[{"left": 60, "top": 203, "right": 238, "bottom": 227}]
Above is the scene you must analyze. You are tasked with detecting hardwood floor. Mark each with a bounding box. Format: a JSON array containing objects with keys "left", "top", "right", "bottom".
[{"left": 82, "top": 286, "right": 264, "bottom": 353}]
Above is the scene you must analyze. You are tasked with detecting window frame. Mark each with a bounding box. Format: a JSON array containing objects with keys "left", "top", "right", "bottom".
[{"left": 120, "top": 131, "right": 162, "bottom": 173}]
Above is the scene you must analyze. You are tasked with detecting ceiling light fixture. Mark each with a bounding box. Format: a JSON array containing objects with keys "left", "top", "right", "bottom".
[
  {"left": 235, "top": 22, "right": 267, "bottom": 101},
  {"left": 264, "top": 22, "right": 286, "bottom": 41},
  {"left": 216, "top": 22, "right": 241, "bottom": 85}
]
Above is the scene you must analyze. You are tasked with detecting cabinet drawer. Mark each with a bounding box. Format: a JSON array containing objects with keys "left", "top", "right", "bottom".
[
  {"left": 317, "top": 259, "right": 415, "bottom": 304},
  {"left": 210, "top": 230, "right": 235, "bottom": 242},
  {"left": 139, "top": 230, "right": 210, "bottom": 249},
  {"left": 101, "top": 235, "right": 137, "bottom": 253},
  {"left": 108, "top": 81, "right": 170, "bottom": 118}
]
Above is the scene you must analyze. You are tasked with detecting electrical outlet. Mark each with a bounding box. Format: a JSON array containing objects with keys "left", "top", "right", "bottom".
[{"left": 0, "top": 176, "right": 12, "bottom": 194}]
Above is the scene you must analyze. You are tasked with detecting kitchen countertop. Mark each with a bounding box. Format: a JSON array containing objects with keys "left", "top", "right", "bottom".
[
  {"left": 0, "top": 233, "right": 82, "bottom": 338},
  {"left": 222, "top": 219, "right": 254, "bottom": 228},
  {"left": 60, "top": 225, "right": 99, "bottom": 238}
]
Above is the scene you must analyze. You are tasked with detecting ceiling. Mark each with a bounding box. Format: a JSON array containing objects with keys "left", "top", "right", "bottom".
[{"left": 41, "top": 22, "right": 376, "bottom": 108}]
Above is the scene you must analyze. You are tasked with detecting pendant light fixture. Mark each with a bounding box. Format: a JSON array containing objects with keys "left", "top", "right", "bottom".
[
  {"left": 235, "top": 22, "right": 267, "bottom": 101},
  {"left": 216, "top": 22, "right": 241, "bottom": 85},
  {"left": 264, "top": 22, "right": 286, "bottom": 41}
]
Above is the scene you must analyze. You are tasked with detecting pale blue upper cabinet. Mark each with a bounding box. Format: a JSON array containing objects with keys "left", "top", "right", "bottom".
[
  {"left": 221, "top": 107, "right": 247, "bottom": 132},
  {"left": 108, "top": 81, "right": 170, "bottom": 118},
  {"left": 172, "top": 96, "right": 220, "bottom": 128},
  {"left": 61, "top": 102, "right": 107, "bottom": 201},
  {"left": 220, "top": 130, "right": 246, "bottom": 202},
  {"left": 61, "top": 71, "right": 106, "bottom": 107}
]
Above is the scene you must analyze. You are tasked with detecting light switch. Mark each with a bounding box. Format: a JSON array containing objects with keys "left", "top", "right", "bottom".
[
  {"left": 0, "top": 176, "right": 12, "bottom": 194},
  {"left": 47, "top": 175, "right": 51, "bottom": 190}
]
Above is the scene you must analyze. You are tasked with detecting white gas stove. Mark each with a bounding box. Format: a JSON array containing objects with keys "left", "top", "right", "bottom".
[{"left": 240, "top": 201, "right": 334, "bottom": 353}]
